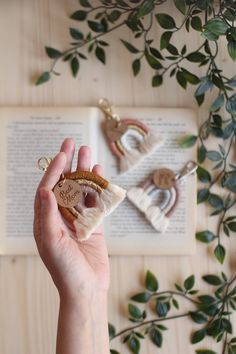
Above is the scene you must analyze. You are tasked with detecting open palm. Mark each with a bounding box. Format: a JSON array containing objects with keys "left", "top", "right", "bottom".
[{"left": 33, "top": 139, "right": 110, "bottom": 299}]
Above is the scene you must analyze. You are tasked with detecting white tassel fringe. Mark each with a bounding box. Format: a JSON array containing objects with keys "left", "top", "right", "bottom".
[
  {"left": 127, "top": 187, "right": 153, "bottom": 212},
  {"left": 73, "top": 183, "right": 126, "bottom": 241},
  {"left": 119, "top": 133, "right": 164, "bottom": 174},
  {"left": 145, "top": 206, "right": 170, "bottom": 234}
]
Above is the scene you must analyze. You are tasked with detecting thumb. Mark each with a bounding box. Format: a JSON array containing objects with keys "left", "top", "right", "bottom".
[{"left": 39, "top": 187, "right": 59, "bottom": 238}]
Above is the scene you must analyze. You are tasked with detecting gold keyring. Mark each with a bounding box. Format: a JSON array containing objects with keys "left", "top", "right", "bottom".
[{"left": 37, "top": 157, "right": 52, "bottom": 172}]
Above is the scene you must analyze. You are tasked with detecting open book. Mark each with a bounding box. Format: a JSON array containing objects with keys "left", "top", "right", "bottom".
[{"left": 0, "top": 106, "right": 197, "bottom": 255}]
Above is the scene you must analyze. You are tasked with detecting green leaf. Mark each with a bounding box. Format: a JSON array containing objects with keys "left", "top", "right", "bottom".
[
  {"left": 45, "top": 47, "right": 62, "bottom": 58},
  {"left": 196, "top": 350, "right": 216, "bottom": 354},
  {"left": 198, "top": 145, "right": 207, "bottom": 163},
  {"left": 108, "top": 323, "right": 116, "bottom": 337},
  {"left": 36, "top": 71, "right": 50, "bottom": 85},
  {"left": 176, "top": 71, "right": 187, "bottom": 89},
  {"left": 228, "top": 41, "right": 236, "bottom": 61},
  {"left": 156, "top": 301, "right": 169, "bottom": 317},
  {"left": 228, "top": 222, "right": 236, "bottom": 232},
  {"left": 214, "top": 244, "right": 225, "bottom": 264},
  {"left": 80, "top": 0, "right": 91, "bottom": 7},
  {"left": 208, "top": 193, "right": 224, "bottom": 209},
  {"left": 198, "top": 295, "right": 216, "bottom": 304},
  {"left": 175, "top": 283, "right": 183, "bottom": 292},
  {"left": 189, "top": 311, "right": 208, "bottom": 324},
  {"left": 128, "top": 304, "right": 142, "bottom": 319},
  {"left": 70, "top": 10, "right": 87, "bottom": 21},
  {"left": 202, "top": 275, "right": 222, "bottom": 285},
  {"left": 71, "top": 57, "right": 79, "bottom": 77},
  {"left": 223, "top": 172, "right": 236, "bottom": 192},
  {"left": 195, "top": 77, "right": 213, "bottom": 96},
  {"left": 191, "top": 328, "right": 206, "bottom": 344},
  {"left": 70, "top": 28, "right": 84, "bottom": 40},
  {"left": 152, "top": 75, "right": 163, "bottom": 87},
  {"left": 197, "top": 189, "right": 209, "bottom": 203},
  {"left": 181, "top": 68, "right": 200, "bottom": 85},
  {"left": 204, "top": 18, "right": 228, "bottom": 36},
  {"left": 137, "top": 0, "right": 155, "bottom": 18},
  {"left": 160, "top": 31, "right": 172, "bottom": 50},
  {"left": 149, "top": 327, "right": 163, "bottom": 347},
  {"left": 186, "top": 52, "right": 206, "bottom": 63},
  {"left": 172, "top": 298, "right": 179, "bottom": 309},
  {"left": 197, "top": 166, "right": 211, "bottom": 183},
  {"left": 179, "top": 134, "right": 198, "bottom": 148},
  {"left": 145, "top": 270, "right": 158, "bottom": 292},
  {"left": 132, "top": 59, "right": 141, "bottom": 76},
  {"left": 131, "top": 292, "right": 151, "bottom": 303},
  {"left": 108, "top": 10, "right": 121, "bottom": 22},
  {"left": 222, "top": 318, "right": 232, "bottom": 333},
  {"left": 174, "top": 0, "right": 186, "bottom": 15},
  {"left": 226, "top": 93, "right": 236, "bottom": 114},
  {"left": 207, "top": 150, "right": 222, "bottom": 161},
  {"left": 145, "top": 52, "right": 162, "bottom": 69},
  {"left": 128, "top": 336, "right": 140, "bottom": 354},
  {"left": 196, "top": 230, "right": 216, "bottom": 243},
  {"left": 88, "top": 20, "right": 105, "bottom": 33},
  {"left": 191, "top": 16, "right": 202, "bottom": 31},
  {"left": 156, "top": 13, "right": 176, "bottom": 29},
  {"left": 166, "top": 43, "right": 179, "bottom": 55},
  {"left": 95, "top": 46, "right": 106, "bottom": 64},
  {"left": 184, "top": 275, "right": 195, "bottom": 291},
  {"left": 150, "top": 47, "right": 163, "bottom": 60},
  {"left": 110, "top": 350, "right": 120, "bottom": 354},
  {"left": 210, "top": 93, "right": 224, "bottom": 112},
  {"left": 121, "top": 39, "right": 140, "bottom": 53},
  {"left": 202, "top": 30, "right": 219, "bottom": 41}
]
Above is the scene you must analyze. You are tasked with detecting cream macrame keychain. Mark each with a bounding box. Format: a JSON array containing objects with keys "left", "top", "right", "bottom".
[
  {"left": 127, "top": 161, "right": 197, "bottom": 234},
  {"left": 98, "top": 98, "right": 164, "bottom": 174},
  {"left": 37, "top": 157, "right": 126, "bottom": 241}
]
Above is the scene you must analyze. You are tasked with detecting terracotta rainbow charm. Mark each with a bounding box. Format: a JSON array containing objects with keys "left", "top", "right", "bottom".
[
  {"left": 54, "top": 170, "right": 126, "bottom": 241},
  {"left": 37, "top": 157, "right": 126, "bottom": 241},
  {"left": 127, "top": 161, "right": 197, "bottom": 234},
  {"left": 99, "top": 98, "right": 164, "bottom": 174}
]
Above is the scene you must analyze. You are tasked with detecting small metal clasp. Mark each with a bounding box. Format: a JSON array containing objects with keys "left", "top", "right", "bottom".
[
  {"left": 175, "top": 160, "right": 198, "bottom": 183},
  {"left": 37, "top": 157, "right": 52, "bottom": 172},
  {"left": 98, "top": 98, "right": 120, "bottom": 121}
]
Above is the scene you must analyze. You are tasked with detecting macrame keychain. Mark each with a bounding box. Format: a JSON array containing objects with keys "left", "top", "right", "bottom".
[
  {"left": 98, "top": 98, "right": 164, "bottom": 174},
  {"left": 37, "top": 157, "right": 126, "bottom": 241},
  {"left": 127, "top": 161, "right": 197, "bottom": 234}
]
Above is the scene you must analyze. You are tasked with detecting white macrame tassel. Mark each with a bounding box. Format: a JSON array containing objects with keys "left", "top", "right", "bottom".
[
  {"left": 119, "top": 133, "right": 164, "bottom": 174},
  {"left": 73, "top": 183, "right": 126, "bottom": 241},
  {"left": 145, "top": 206, "right": 170, "bottom": 234},
  {"left": 139, "top": 133, "right": 164, "bottom": 154},
  {"left": 127, "top": 187, "right": 153, "bottom": 212}
]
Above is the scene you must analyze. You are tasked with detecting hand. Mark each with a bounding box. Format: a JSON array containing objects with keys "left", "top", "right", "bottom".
[{"left": 33, "top": 139, "right": 110, "bottom": 300}]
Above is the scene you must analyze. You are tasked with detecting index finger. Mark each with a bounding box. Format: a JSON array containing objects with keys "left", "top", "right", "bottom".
[{"left": 38, "top": 152, "right": 67, "bottom": 190}]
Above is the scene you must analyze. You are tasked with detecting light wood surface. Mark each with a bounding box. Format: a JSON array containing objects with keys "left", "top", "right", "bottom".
[{"left": 0, "top": 1, "right": 235, "bottom": 353}]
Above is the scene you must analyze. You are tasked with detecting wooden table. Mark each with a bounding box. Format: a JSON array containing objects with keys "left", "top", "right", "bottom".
[{"left": 0, "top": 1, "right": 235, "bottom": 353}]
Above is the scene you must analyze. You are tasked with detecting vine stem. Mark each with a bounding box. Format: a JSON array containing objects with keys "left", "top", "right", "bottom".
[
  {"left": 110, "top": 312, "right": 189, "bottom": 341},
  {"left": 50, "top": 19, "right": 127, "bottom": 73},
  {"left": 150, "top": 290, "right": 201, "bottom": 305}
]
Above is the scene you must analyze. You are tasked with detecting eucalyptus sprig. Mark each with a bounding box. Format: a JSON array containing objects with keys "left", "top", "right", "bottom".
[
  {"left": 109, "top": 270, "right": 236, "bottom": 354},
  {"left": 36, "top": 0, "right": 236, "bottom": 263}
]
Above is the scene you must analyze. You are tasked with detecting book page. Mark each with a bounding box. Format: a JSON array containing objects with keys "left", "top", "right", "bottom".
[
  {"left": 0, "top": 107, "right": 98, "bottom": 254},
  {"left": 97, "top": 108, "right": 197, "bottom": 255}
]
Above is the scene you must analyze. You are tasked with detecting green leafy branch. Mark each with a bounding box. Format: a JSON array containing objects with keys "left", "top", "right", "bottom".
[{"left": 109, "top": 270, "right": 236, "bottom": 354}]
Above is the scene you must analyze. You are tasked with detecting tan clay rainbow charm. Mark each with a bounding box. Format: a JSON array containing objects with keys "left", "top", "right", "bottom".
[
  {"left": 38, "top": 157, "right": 126, "bottom": 241},
  {"left": 99, "top": 98, "right": 164, "bottom": 174},
  {"left": 127, "top": 161, "right": 197, "bottom": 234}
]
